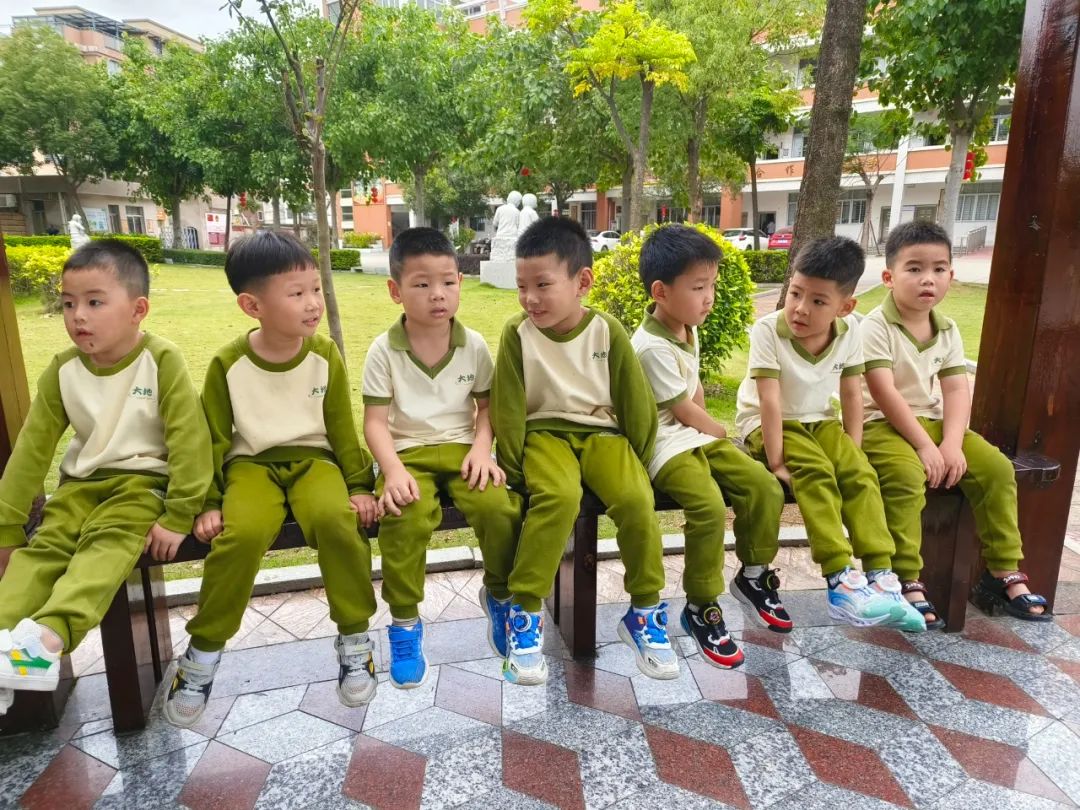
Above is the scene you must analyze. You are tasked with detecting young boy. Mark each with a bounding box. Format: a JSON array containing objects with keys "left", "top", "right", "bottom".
[
  {"left": 0, "top": 241, "right": 211, "bottom": 713},
  {"left": 860, "top": 221, "right": 1049, "bottom": 625},
  {"left": 491, "top": 217, "right": 675, "bottom": 686},
  {"left": 165, "top": 231, "right": 380, "bottom": 727},
  {"left": 735, "top": 236, "right": 924, "bottom": 631},
  {"left": 632, "top": 226, "right": 790, "bottom": 670},
  {"left": 362, "top": 228, "right": 522, "bottom": 688}
]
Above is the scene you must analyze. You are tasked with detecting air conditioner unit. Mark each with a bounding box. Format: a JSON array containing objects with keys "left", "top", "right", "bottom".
[{"left": 0, "top": 194, "right": 18, "bottom": 209}]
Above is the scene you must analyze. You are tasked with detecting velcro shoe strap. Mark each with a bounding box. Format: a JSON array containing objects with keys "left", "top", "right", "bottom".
[
  {"left": 901, "top": 580, "right": 928, "bottom": 595},
  {"left": 999, "top": 571, "right": 1029, "bottom": 587}
]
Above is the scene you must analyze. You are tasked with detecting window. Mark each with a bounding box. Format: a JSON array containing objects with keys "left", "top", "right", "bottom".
[
  {"left": 340, "top": 188, "right": 352, "bottom": 198},
  {"left": 759, "top": 143, "right": 780, "bottom": 161},
  {"left": 108, "top": 204, "right": 122, "bottom": 233},
  {"left": 796, "top": 58, "right": 816, "bottom": 88},
  {"left": 125, "top": 205, "right": 145, "bottom": 235},
  {"left": 703, "top": 204, "right": 720, "bottom": 228},
  {"left": 835, "top": 191, "right": 866, "bottom": 225},
  {"left": 580, "top": 201, "right": 597, "bottom": 231},
  {"left": 463, "top": 4, "right": 484, "bottom": 16},
  {"left": 107, "top": 59, "right": 121, "bottom": 76},
  {"left": 787, "top": 193, "right": 799, "bottom": 226},
  {"left": 991, "top": 113, "right": 1011, "bottom": 143},
  {"left": 957, "top": 183, "right": 1002, "bottom": 221},
  {"left": 793, "top": 127, "right": 809, "bottom": 158},
  {"left": 340, "top": 205, "right": 353, "bottom": 221},
  {"left": 655, "top": 206, "right": 687, "bottom": 223},
  {"left": 469, "top": 216, "right": 486, "bottom": 232}
]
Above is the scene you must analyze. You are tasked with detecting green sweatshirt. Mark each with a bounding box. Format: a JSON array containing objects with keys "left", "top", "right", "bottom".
[
  {"left": 490, "top": 308, "right": 658, "bottom": 488},
  {"left": 201, "top": 331, "right": 374, "bottom": 510},
  {"left": 0, "top": 333, "right": 212, "bottom": 546}
]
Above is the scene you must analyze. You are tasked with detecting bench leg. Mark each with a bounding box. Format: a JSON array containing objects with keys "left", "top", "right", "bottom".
[
  {"left": 920, "top": 491, "right": 974, "bottom": 633},
  {"left": 0, "top": 657, "right": 74, "bottom": 736},
  {"left": 100, "top": 566, "right": 173, "bottom": 733},
  {"left": 548, "top": 513, "right": 598, "bottom": 659}
]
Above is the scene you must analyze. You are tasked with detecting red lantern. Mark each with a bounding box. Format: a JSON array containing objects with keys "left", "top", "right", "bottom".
[
  {"left": 370, "top": 187, "right": 379, "bottom": 203},
  {"left": 239, "top": 192, "right": 247, "bottom": 207},
  {"left": 521, "top": 167, "right": 531, "bottom": 177},
  {"left": 962, "top": 151, "right": 976, "bottom": 181}
]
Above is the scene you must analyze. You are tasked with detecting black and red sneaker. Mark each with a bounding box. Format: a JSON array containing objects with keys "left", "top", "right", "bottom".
[
  {"left": 733, "top": 566, "right": 794, "bottom": 633},
  {"left": 680, "top": 602, "right": 743, "bottom": 669}
]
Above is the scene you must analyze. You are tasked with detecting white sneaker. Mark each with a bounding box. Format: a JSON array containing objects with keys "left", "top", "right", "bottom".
[
  {"left": 0, "top": 687, "right": 13, "bottom": 715},
  {"left": 869, "top": 571, "right": 927, "bottom": 633},
  {"left": 826, "top": 568, "right": 905, "bottom": 627},
  {"left": 335, "top": 633, "right": 378, "bottom": 707},
  {"left": 164, "top": 646, "right": 220, "bottom": 728},
  {"left": 0, "top": 619, "right": 61, "bottom": 691}
]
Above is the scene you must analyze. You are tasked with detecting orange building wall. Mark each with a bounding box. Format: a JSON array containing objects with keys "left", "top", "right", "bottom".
[{"left": 353, "top": 204, "right": 392, "bottom": 244}]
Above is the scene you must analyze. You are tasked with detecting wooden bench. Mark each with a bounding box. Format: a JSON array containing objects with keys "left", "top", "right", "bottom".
[{"left": 3, "top": 450, "right": 1060, "bottom": 735}]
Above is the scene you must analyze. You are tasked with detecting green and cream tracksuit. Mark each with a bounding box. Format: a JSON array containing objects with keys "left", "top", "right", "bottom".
[
  {"left": 491, "top": 309, "right": 665, "bottom": 613},
  {"left": 0, "top": 334, "right": 212, "bottom": 651},
  {"left": 736, "top": 311, "right": 894, "bottom": 575},
  {"left": 632, "top": 306, "right": 783, "bottom": 603},
  {"left": 362, "top": 317, "right": 521, "bottom": 620},
  {"left": 185, "top": 332, "right": 376, "bottom": 652},
  {"left": 860, "top": 294, "right": 1023, "bottom": 579}
]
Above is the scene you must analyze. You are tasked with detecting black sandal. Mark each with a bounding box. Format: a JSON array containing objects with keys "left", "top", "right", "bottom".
[
  {"left": 972, "top": 570, "right": 1053, "bottom": 622},
  {"left": 901, "top": 580, "right": 946, "bottom": 630}
]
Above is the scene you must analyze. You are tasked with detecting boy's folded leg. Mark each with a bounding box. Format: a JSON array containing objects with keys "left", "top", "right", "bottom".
[{"left": 0, "top": 619, "right": 61, "bottom": 692}]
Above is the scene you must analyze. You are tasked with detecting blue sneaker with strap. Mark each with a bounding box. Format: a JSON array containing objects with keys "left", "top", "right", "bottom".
[
  {"left": 617, "top": 603, "right": 680, "bottom": 680},
  {"left": 503, "top": 605, "right": 547, "bottom": 685},
  {"left": 387, "top": 620, "right": 429, "bottom": 689},
  {"left": 479, "top": 586, "right": 512, "bottom": 657}
]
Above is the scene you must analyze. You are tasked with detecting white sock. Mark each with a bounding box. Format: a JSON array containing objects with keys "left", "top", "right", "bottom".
[
  {"left": 392, "top": 617, "right": 419, "bottom": 627},
  {"left": 187, "top": 646, "right": 222, "bottom": 665},
  {"left": 632, "top": 604, "right": 659, "bottom": 615},
  {"left": 743, "top": 565, "right": 767, "bottom": 579},
  {"left": 340, "top": 631, "right": 370, "bottom": 644}
]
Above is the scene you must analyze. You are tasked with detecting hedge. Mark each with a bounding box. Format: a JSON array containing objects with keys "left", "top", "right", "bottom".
[
  {"left": 456, "top": 254, "right": 481, "bottom": 275},
  {"left": 3, "top": 235, "right": 72, "bottom": 248},
  {"left": 743, "top": 250, "right": 789, "bottom": 284},
  {"left": 3, "top": 233, "right": 164, "bottom": 263},
  {"left": 6, "top": 245, "right": 68, "bottom": 309},
  {"left": 164, "top": 248, "right": 227, "bottom": 267},
  {"left": 342, "top": 232, "right": 381, "bottom": 249},
  {"left": 312, "top": 248, "right": 361, "bottom": 271}
]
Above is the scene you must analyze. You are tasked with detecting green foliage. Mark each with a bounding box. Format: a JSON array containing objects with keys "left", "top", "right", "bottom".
[
  {"left": 342, "top": 232, "right": 382, "bottom": 249},
  {"left": 588, "top": 222, "right": 754, "bottom": 377},
  {"left": 402, "top": 163, "right": 490, "bottom": 229},
  {"left": 5, "top": 245, "right": 69, "bottom": 308},
  {"left": 742, "top": 250, "right": 789, "bottom": 283},
  {"left": 312, "top": 248, "right": 361, "bottom": 271},
  {"left": 449, "top": 227, "right": 476, "bottom": 254},
  {"left": 93, "top": 235, "right": 164, "bottom": 264},
  {"left": 3, "top": 235, "right": 72, "bottom": 248},
  {"left": 164, "top": 249, "right": 227, "bottom": 267}
]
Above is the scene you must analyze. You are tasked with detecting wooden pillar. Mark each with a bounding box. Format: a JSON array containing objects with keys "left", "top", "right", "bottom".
[{"left": 970, "top": 0, "right": 1080, "bottom": 609}]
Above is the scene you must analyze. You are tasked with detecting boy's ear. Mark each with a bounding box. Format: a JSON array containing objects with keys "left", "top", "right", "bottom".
[
  {"left": 650, "top": 279, "right": 668, "bottom": 302},
  {"left": 576, "top": 266, "right": 594, "bottom": 298},
  {"left": 387, "top": 278, "right": 402, "bottom": 304},
  {"left": 132, "top": 296, "right": 150, "bottom": 323},
  {"left": 882, "top": 269, "right": 894, "bottom": 288},
  {"left": 838, "top": 296, "right": 858, "bottom": 317},
  {"left": 236, "top": 292, "right": 260, "bottom": 319}
]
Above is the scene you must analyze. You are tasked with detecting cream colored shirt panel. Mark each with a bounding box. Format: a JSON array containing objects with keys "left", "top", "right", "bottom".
[
  {"left": 58, "top": 351, "right": 170, "bottom": 478},
  {"left": 225, "top": 353, "right": 333, "bottom": 459},
  {"left": 519, "top": 317, "right": 617, "bottom": 429}
]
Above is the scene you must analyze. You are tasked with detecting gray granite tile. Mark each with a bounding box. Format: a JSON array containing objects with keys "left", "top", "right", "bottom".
[
  {"left": 304, "top": 798, "right": 370, "bottom": 810},
  {"left": 613, "top": 783, "right": 731, "bottom": 809},
  {"left": 95, "top": 741, "right": 207, "bottom": 809},
  {"left": 876, "top": 723, "right": 966, "bottom": 808},
  {"left": 931, "top": 699, "right": 1055, "bottom": 745},
  {"left": 71, "top": 720, "right": 207, "bottom": 770},
  {"left": 454, "top": 786, "right": 556, "bottom": 809},
  {"left": 728, "top": 727, "right": 814, "bottom": 808},
  {"left": 217, "top": 684, "right": 308, "bottom": 735},
  {"left": 1011, "top": 658, "right": 1080, "bottom": 719},
  {"left": 931, "top": 778, "right": 1074, "bottom": 810},
  {"left": 766, "top": 780, "right": 907, "bottom": 810},
  {"left": 929, "top": 636, "right": 1041, "bottom": 676},
  {"left": 0, "top": 731, "right": 68, "bottom": 803},
  {"left": 1050, "top": 638, "right": 1080, "bottom": 663},
  {"left": 630, "top": 665, "right": 701, "bottom": 709},
  {"left": 590, "top": 641, "right": 645, "bottom": 679},
  {"left": 422, "top": 617, "right": 504, "bottom": 666},
  {"left": 648, "top": 700, "right": 782, "bottom": 749},
  {"left": 579, "top": 724, "right": 659, "bottom": 810},
  {"left": 905, "top": 628, "right": 965, "bottom": 657},
  {"left": 419, "top": 727, "right": 502, "bottom": 810},
  {"left": 810, "top": 639, "right": 921, "bottom": 677},
  {"left": 364, "top": 706, "right": 491, "bottom": 757},
  {"left": 764, "top": 658, "right": 834, "bottom": 701},
  {"left": 595, "top": 602, "right": 632, "bottom": 644},
  {"left": 766, "top": 694, "right": 918, "bottom": 749},
  {"left": 1002, "top": 618, "right": 1075, "bottom": 655},
  {"left": 450, "top": 656, "right": 506, "bottom": 681},
  {"left": 734, "top": 641, "right": 801, "bottom": 677},
  {"left": 787, "top": 625, "right": 847, "bottom": 656},
  {"left": 501, "top": 670, "right": 570, "bottom": 725},
  {"left": 58, "top": 672, "right": 114, "bottom": 725},
  {"left": 777, "top": 589, "right": 844, "bottom": 629},
  {"left": 886, "top": 658, "right": 966, "bottom": 718},
  {"left": 210, "top": 637, "right": 341, "bottom": 698},
  {"left": 1026, "top": 721, "right": 1080, "bottom": 805},
  {"left": 71, "top": 718, "right": 116, "bottom": 741},
  {"left": 254, "top": 735, "right": 357, "bottom": 810},
  {"left": 360, "top": 668, "right": 438, "bottom": 730},
  {"left": 217, "top": 710, "right": 352, "bottom": 764},
  {"left": 510, "top": 700, "right": 633, "bottom": 753}
]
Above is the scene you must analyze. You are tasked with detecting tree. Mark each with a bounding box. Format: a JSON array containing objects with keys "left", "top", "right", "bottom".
[
  {"left": 866, "top": 0, "right": 1024, "bottom": 240},
  {"left": 402, "top": 162, "right": 490, "bottom": 231},
  {"left": 842, "top": 110, "right": 905, "bottom": 251},
  {"left": 0, "top": 26, "right": 120, "bottom": 223},
  {"left": 780, "top": 0, "right": 866, "bottom": 300},
  {"left": 527, "top": 0, "right": 695, "bottom": 230}
]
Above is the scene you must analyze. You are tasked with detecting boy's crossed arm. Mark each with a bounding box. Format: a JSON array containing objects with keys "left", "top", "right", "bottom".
[{"left": 669, "top": 384, "right": 727, "bottom": 440}]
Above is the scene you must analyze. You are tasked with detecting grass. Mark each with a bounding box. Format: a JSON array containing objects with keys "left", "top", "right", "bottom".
[{"left": 855, "top": 281, "right": 988, "bottom": 358}]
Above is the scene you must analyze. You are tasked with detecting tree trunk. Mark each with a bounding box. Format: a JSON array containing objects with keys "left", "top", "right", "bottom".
[
  {"left": 64, "top": 179, "right": 88, "bottom": 225},
  {"left": 272, "top": 195, "right": 282, "bottom": 229},
  {"left": 312, "top": 141, "right": 345, "bottom": 356},
  {"left": 170, "top": 196, "right": 183, "bottom": 249},
  {"left": 940, "top": 125, "right": 971, "bottom": 242},
  {"left": 750, "top": 156, "right": 761, "bottom": 250},
  {"left": 687, "top": 134, "right": 703, "bottom": 224},
  {"left": 621, "top": 163, "right": 635, "bottom": 230},
  {"left": 629, "top": 78, "right": 656, "bottom": 231},
  {"left": 412, "top": 170, "right": 427, "bottom": 227},
  {"left": 779, "top": 0, "right": 866, "bottom": 305},
  {"left": 224, "top": 194, "right": 232, "bottom": 250},
  {"left": 329, "top": 189, "right": 340, "bottom": 249}
]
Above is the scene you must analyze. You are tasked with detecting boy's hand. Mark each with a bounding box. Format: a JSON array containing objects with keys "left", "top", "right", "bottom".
[
  {"left": 349, "top": 493, "right": 380, "bottom": 528},
  {"left": 0, "top": 544, "right": 25, "bottom": 579},
  {"left": 461, "top": 448, "right": 506, "bottom": 491},
  {"left": 916, "top": 444, "right": 947, "bottom": 489},
  {"left": 379, "top": 469, "right": 420, "bottom": 517},
  {"left": 770, "top": 462, "right": 793, "bottom": 488},
  {"left": 194, "top": 510, "right": 224, "bottom": 543},
  {"left": 145, "top": 522, "right": 187, "bottom": 561},
  {"left": 939, "top": 441, "right": 968, "bottom": 489}
]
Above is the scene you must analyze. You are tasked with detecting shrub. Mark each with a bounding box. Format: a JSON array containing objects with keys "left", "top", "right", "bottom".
[
  {"left": 456, "top": 254, "right": 481, "bottom": 275},
  {"left": 93, "top": 234, "right": 163, "bottom": 264},
  {"left": 342, "top": 231, "right": 381, "bottom": 249},
  {"left": 312, "top": 248, "right": 361, "bottom": 271},
  {"left": 589, "top": 222, "right": 755, "bottom": 378},
  {"left": 3, "top": 235, "right": 72, "bottom": 248},
  {"left": 164, "top": 248, "right": 227, "bottom": 267},
  {"left": 449, "top": 226, "right": 476, "bottom": 254},
  {"left": 743, "top": 250, "right": 789, "bottom": 284},
  {"left": 6, "top": 245, "right": 69, "bottom": 309}
]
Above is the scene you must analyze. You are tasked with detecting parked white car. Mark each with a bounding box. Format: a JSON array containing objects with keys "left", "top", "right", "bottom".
[
  {"left": 722, "top": 228, "right": 769, "bottom": 250},
  {"left": 588, "top": 229, "right": 621, "bottom": 252}
]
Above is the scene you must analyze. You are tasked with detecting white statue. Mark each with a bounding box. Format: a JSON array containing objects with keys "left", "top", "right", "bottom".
[
  {"left": 68, "top": 213, "right": 90, "bottom": 250},
  {"left": 518, "top": 193, "right": 540, "bottom": 231},
  {"left": 492, "top": 190, "right": 522, "bottom": 240}
]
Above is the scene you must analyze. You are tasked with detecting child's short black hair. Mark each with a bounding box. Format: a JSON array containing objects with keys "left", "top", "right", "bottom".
[
  {"left": 224, "top": 230, "right": 315, "bottom": 295},
  {"left": 63, "top": 239, "right": 150, "bottom": 298},
  {"left": 794, "top": 236, "right": 864, "bottom": 296},
  {"left": 516, "top": 217, "right": 592, "bottom": 276},
  {"left": 389, "top": 227, "right": 457, "bottom": 282},
  {"left": 639, "top": 224, "right": 722, "bottom": 294},
  {"left": 885, "top": 221, "right": 953, "bottom": 267}
]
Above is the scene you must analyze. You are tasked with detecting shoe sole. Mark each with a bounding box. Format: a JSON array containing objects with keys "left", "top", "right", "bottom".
[
  {"left": 731, "top": 581, "right": 794, "bottom": 633},
  {"left": 337, "top": 678, "right": 378, "bottom": 707},
  {"left": 502, "top": 658, "right": 548, "bottom": 686},
  {"left": 164, "top": 700, "right": 207, "bottom": 729},
  {"left": 478, "top": 586, "right": 507, "bottom": 658},
  {"left": 616, "top": 621, "right": 680, "bottom": 680},
  {"left": 679, "top": 613, "right": 744, "bottom": 670},
  {"left": 389, "top": 653, "right": 430, "bottom": 690},
  {"left": 0, "top": 674, "right": 59, "bottom": 691},
  {"left": 827, "top": 603, "right": 895, "bottom": 628}
]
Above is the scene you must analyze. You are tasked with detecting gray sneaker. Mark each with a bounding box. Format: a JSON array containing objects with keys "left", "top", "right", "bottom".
[
  {"left": 164, "top": 647, "right": 220, "bottom": 728},
  {"left": 336, "top": 633, "right": 378, "bottom": 706}
]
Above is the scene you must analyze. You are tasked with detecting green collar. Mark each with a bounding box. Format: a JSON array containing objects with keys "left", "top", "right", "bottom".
[
  {"left": 240, "top": 329, "right": 311, "bottom": 372},
  {"left": 775, "top": 314, "right": 848, "bottom": 365},
  {"left": 77, "top": 332, "right": 150, "bottom": 376},
  {"left": 538, "top": 307, "right": 596, "bottom": 342},
  {"left": 387, "top": 315, "right": 466, "bottom": 378},
  {"left": 640, "top": 304, "right": 695, "bottom": 354},
  {"left": 882, "top": 292, "right": 951, "bottom": 352}
]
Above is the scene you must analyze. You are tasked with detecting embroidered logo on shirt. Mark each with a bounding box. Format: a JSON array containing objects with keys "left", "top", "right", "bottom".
[
  {"left": 831, "top": 362, "right": 844, "bottom": 372},
  {"left": 932, "top": 357, "right": 944, "bottom": 366},
  {"left": 130, "top": 386, "right": 154, "bottom": 399},
  {"left": 592, "top": 351, "right": 608, "bottom": 360},
  {"left": 457, "top": 373, "right": 475, "bottom": 384},
  {"left": 310, "top": 385, "right": 327, "bottom": 397}
]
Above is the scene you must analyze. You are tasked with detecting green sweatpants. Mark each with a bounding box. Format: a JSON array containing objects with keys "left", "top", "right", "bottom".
[
  {"left": 654, "top": 440, "right": 783, "bottom": 603},
  {"left": 862, "top": 418, "right": 1023, "bottom": 580},
  {"left": 746, "top": 420, "right": 894, "bottom": 575},
  {"left": 377, "top": 442, "right": 522, "bottom": 620},
  {"left": 510, "top": 430, "right": 665, "bottom": 612},
  {"left": 186, "top": 458, "right": 376, "bottom": 652},
  {"left": 0, "top": 474, "right": 167, "bottom": 652}
]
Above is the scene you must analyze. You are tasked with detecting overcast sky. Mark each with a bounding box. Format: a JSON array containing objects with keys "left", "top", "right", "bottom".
[{"left": 3, "top": 0, "right": 241, "bottom": 40}]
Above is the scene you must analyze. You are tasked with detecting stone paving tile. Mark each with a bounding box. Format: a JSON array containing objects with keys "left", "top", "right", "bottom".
[
  {"left": 1026, "top": 721, "right": 1080, "bottom": 805},
  {"left": 254, "top": 735, "right": 357, "bottom": 810},
  {"left": 419, "top": 726, "right": 502, "bottom": 810},
  {"left": 578, "top": 724, "right": 660, "bottom": 810},
  {"left": 95, "top": 741, "right": 208, "bottom": 809},
  {"left": 216, "top": 710, "right": 353, "bottom": 764},
  {"left": 70, "top": 720, "right": 206, "bottom": 770}
]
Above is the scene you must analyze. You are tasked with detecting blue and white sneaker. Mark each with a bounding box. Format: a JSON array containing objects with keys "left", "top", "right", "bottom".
[
  {"left": 503, "top": 605, "right": 547, "bottom": 685},
  {"left": 479, "top": 586, "right": 511, "bottom": 657},
  {"left": 387, "top": 621, "right": 429, "bottom": 689},
  {"left": 868, "top": 571, "right": 927, "bottom": 633},
  {"left": 827, "top": 568, "right": 907, "bottom": 627},
  {"left": 617, "top": 603, "right": 680, "bottom": 680}
]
